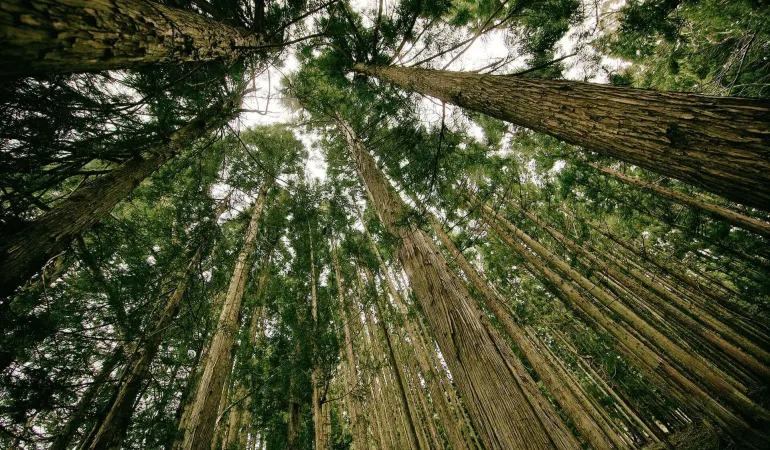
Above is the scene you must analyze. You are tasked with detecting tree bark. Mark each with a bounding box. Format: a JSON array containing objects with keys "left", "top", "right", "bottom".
[
  {"left": 428, "top": 213, "right": 624, "bottom": 450},
  {"left": 337, "top": 114, "right": 574, "bottom": 450},
  {"left": 0, "top": 100, "right": 237, "bottom": 300},
  {"left": 588, "top": 163, "right": 770, "bottom": 238},
  {"left": 309, "top": 227, "right": 331, "bottom": 450},
  {"left": 353, "top": 64, "right": 770, "bottom": 210},
  {"left": 0, "top": 0, "right": 265, "bottom": 77},
  {"left": 180, "top": 183, "right": 270, "bottom": 450}
]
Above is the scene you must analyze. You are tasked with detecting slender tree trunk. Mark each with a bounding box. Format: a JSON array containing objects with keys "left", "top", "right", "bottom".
[
  {"left": 353, "top": 64, "right": 770, "bottom": 210},
  {"left": 50, "top": 346, "right": 124, "bottom": 450},
  {"left": 588, "top": 163, "right": 770, "bottom": 238},
  {"left": 309, "top": 227, "right": 331, "bottom": 450},
  {"left": 0, "top": 0, "right": 267, "bottom": 77},
  {"left": 181, "top": 183, "right": 270, "bottom": 450},
  {"left": 0, "top": 100, "right": 237, "bottom": 299},
  {"left": 331, "top": 243, "right": 368, "bottom": 449},
  {"left": 337, "top": 114, "right": 575, "bottom": 450},
  {"left": 428, "top": 213, "right": 624, "bottom": 450},
  {"left": 288, "top": 402, "right": 300, "bottom": 450},
  {"left": 225, "top": 257, "right": 270, "bottom": 449},
  {"left": 367, "top": 272, "right": 424, "bottom": 450}
]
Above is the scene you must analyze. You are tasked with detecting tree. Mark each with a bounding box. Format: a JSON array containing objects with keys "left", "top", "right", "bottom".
[{"left": 352, "top": 64, "right": 770, "bottom": 210}]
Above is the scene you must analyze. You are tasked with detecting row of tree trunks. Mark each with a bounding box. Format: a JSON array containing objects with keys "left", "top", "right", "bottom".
[
  {"left": 359, "top": 214, "right": 477, "bottom": 450},
  {"left": 478, "top": 202, "right": 767, "bottom": 447},
  {"left": 0, "top": 99, "right": 238, "bottom": 300},
  {"left": 353, "top": 64, "right": 770, "bottom": 210},
  {"left": 427, "top": 212, "right": 626, "bottom": 450},
  {"left": 180, "top": 183, "right": 270, "bottom": 450},
  {"left": 309, "top": 227, "right": 332, "bottom": 450},
  {"left": 337, "top": 113, "right": 578, "bottom": 450},
  {"left": 507, "top": 201, "right": 770, "bottom": 383},
  {"left": 0, "top": 0, "right": 266, "bottom": 77},
  {"left": 587, "top": 163, "right": 770, "bottom": 238}
]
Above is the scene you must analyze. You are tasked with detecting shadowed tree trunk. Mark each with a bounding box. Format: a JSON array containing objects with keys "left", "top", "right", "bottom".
[
  {"left": 181, "top": 182, "right": 270, "bottom": 450},
  {"left": 309, "top": 226, "right": 331, "bottom": 450},
  {"left": 0, "top": 0, "right": 267, "bottom": 77},
  {"left": 337, "top": 113, "right": 579, "bottom": 450},
  {"left": 0, "top": 99, "right": 238, "bottom": 300},
  {"left": 353, "top": 64, "right": 770, "bottom": 210}
]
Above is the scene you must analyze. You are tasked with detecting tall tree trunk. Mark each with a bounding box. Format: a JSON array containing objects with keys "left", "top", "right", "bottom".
[
  {"left": 0, "top": 0, "right": 266, "bottom": 77},
  {"left": 181, "top": 183, "right": 270, "bottom": 450},
  {"left": 337, "top": 114, "right": 577, "bottom": 450},
  {"left": 587, "top": 163, "right": 770, "bottom": 238},
  {"left": 224, "top": 256, "right": 270, "bottom": 450},
  {"left": 50, "top": 346, "right": 124, "bottom": 450},
  {"left": 288, "top": 401, "right": 300, "bottom": 450},
  {"left": 84, "top": 249, "right": 209, "bottom": 450},
  {"left": 353, "top": 64, "right": 770, "bottom": 210},
  {"left": 331, "top": 242, "right": 368, "bottom": 449},
  {"left": 366, "top": 270, "right": 425, "bottom": 450},
  {"left": 0, "top": 100, "right": 237, "bottom": 300},
  {"left": 309, "top": 227, "right": 331, "bottom": 450},
  {"left": 360, "top": 222, "right": 476, "bottom": 450},
  {"left": 427, "top": 212, "right": 625, "bottom": 450}
]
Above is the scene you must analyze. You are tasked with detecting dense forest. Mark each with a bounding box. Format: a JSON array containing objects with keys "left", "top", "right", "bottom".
[{"left": 1, "top": 0, "right": 769, "bottom": 449}]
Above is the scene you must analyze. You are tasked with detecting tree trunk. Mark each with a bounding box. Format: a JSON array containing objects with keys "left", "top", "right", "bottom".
[
  {"left": 337, "top": 114, "right": 575, "bottom": 450},
  {"left": 309, "top": 227, "right": 331, "bottom": 450},
  {"left": 85, "top": 250, "right": 207, "bottom": 450},
  {"left": 50, "top": 346, "right": 124, "bottom": 450},
  {"left": 0, "top": 100, "right": 236, "bottom": 300},
  {"left": 0, "top": 0, "right": 266, "bottom": 77},
  {"left": 588, "top": 163, "right": 770, "bottom": 238},
  {"left": 353, "top": 64, "right": 770, "bottom": 210},
  {"left": 428, "top": 213, "right": 624, "bottom": 450},
  {"left": 181, "top": 183, "right": 270, "bottom": 450}
]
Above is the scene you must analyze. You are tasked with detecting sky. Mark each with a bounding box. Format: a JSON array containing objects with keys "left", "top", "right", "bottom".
[{"left": 232, "top": 0, "right": 630, "bottom": 184}]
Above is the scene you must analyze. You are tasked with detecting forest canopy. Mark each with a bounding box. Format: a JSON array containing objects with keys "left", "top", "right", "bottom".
[{"left": 0, "top": 0, "right": 769, "bottom": 449}]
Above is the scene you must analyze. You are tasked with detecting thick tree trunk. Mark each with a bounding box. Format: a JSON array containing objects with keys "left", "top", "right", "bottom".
[
  {"left": 353, "top": 64, "right": 770, "bottom": 210},
  {"left": 588, "top": 163, "right": 770, "bottom": 238},
  {"left": 181, "top": 183, "right": 269, "bottom": 450},
  {"left": 428, "top": 213, "right": 624, "bottom": 450},
  {"left": 337, "top": 114, "right": 575, "bottom": 450},
  {"left": 0, "top": 101, "right": 236, "bottom": 300},
  {"left": 0, "top": 0, "right": 265, "bottom": 77}
]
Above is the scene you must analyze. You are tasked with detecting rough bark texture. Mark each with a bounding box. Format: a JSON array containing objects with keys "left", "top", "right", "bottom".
[
  {"left": 181, "top": 183, "right": 269, "bottom": 450},
  {"left": 353, "top": 64, "right": 770, "bottom": 210},
  {"left": 0, "top": 0, "right": 265, "bottom": 77},
  {"left": 588, "top": 163, "right": 770, "bottom": 238},
  {"left": 338, "top": 114, "right": 572, "bottom": 450},
  {"left": 0, "top": 101, "right": 236, "bottom": 300},
  {"left": 429, "top": 214, "right": 624, "bottom": 450}
]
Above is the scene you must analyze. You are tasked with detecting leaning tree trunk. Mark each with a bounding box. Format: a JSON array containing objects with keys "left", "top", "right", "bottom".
[
  {"left": 0, "top": 99, "right": 237, "bottom": 300},
  {"left": 353, "top": 64, "right": 770, "bottom": 210},
  {"left": 181, "top": 183, "right": 270, "bottom": 450},
  {"left": 587, "top": 163, "right": 770, "bottom": 239},
  {"left": 0, "top": 0, "right": 266, "bottom": 77},
  {"left": 337, "top": 114, "right": 578, "bottom": 450}
]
